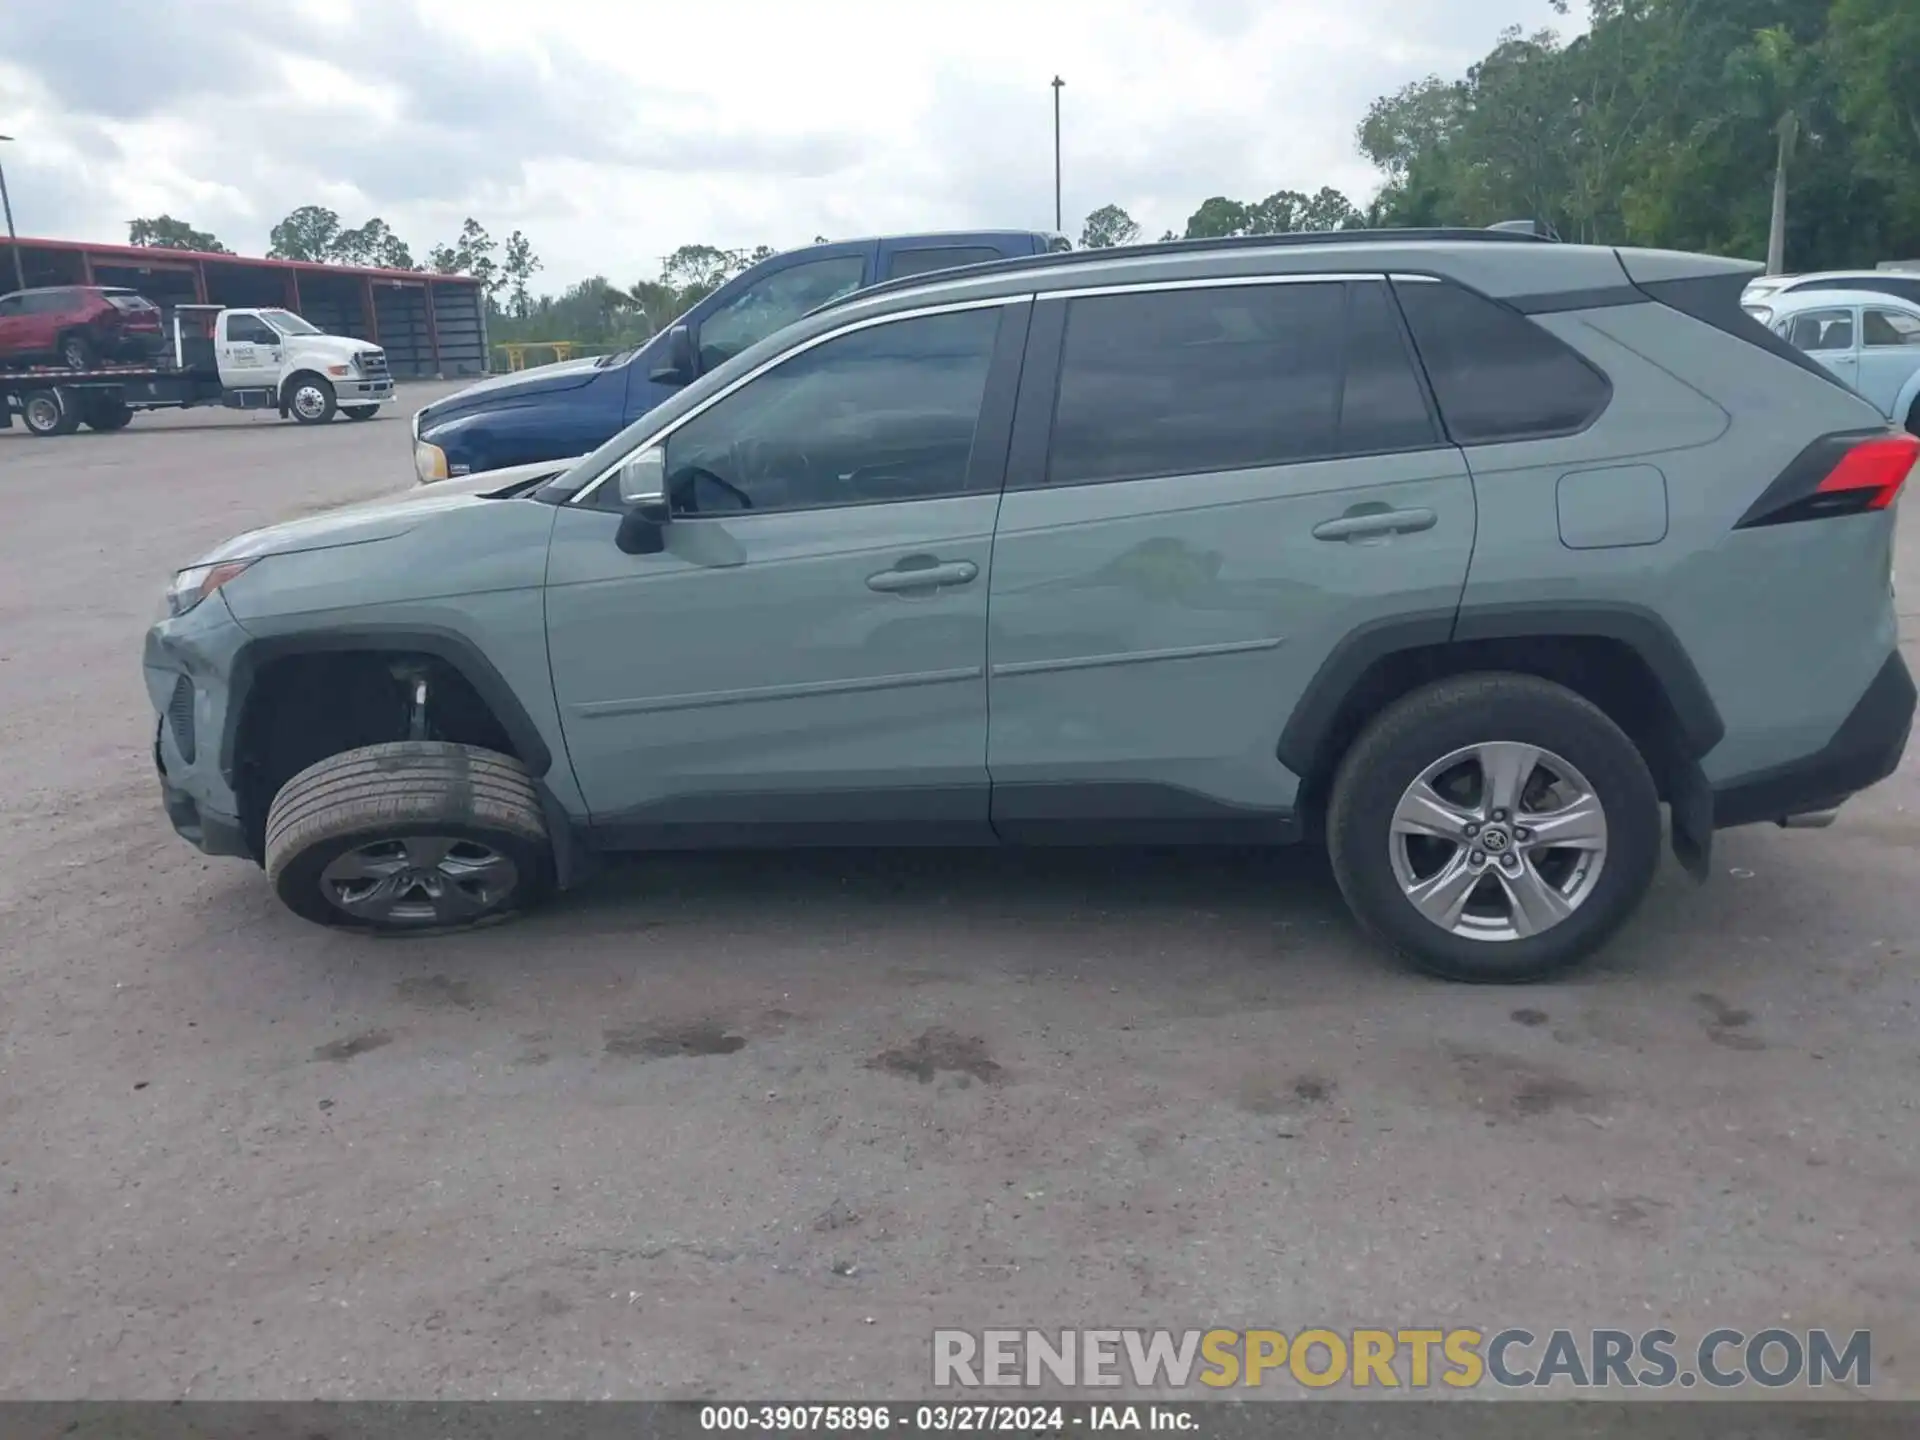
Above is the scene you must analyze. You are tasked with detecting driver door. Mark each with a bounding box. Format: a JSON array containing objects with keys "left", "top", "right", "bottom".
[
  {"left": 219, "top": 314, "right": 282, "bottom": 387},
  {"left": 544, "top": 298, "right": 1030, "bottom": 843}
]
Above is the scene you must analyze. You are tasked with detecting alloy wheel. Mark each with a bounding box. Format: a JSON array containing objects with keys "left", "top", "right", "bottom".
[{"left": 1387, "top": 740, "right": 1609, "bottom": 942}]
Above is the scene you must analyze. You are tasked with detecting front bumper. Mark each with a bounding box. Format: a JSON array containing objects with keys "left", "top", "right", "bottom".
[
  {"left": 1712, "top": 651, "right": 1916, "bottom": 828},
  {"left": 155, "top": 722, "right": 250, "bottom": 857},
  {"left": 338, "top": 378, "right": 394, "bottom": 403},
  {"left": 146, "top": 597, "right": 254, "bottom": 860}
]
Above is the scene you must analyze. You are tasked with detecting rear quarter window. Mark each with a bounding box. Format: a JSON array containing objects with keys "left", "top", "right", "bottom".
[{"left": 1392, "top": 279, "right": 1611, "bottom": 444}]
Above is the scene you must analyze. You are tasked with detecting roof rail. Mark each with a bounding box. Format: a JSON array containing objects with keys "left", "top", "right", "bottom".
[{"left": 813, "top": 223, "right": 1557, "bottom": 316}]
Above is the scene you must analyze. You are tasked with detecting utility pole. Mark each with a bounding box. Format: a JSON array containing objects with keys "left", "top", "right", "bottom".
[
  {"left": 0, "top": 135, "right": 24, "bottom": 294},
  {"left": 1051, "top": 77, "right": 1065, "bottom": 234}
]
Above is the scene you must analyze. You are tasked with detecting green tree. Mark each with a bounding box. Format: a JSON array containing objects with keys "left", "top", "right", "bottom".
[
  {"left": 330, "top": 217, "right": 414, "bottom": 270},
  {"left": 502, "top": 230, "right": 542, "bottom": 319},
  {"left": 1080, "top": 204, "right": 1142, "bottom": 248},
  {"left": 127, "top": 215, "right": 229, "bottom": 253},
  {"left": 1182, "top": 196, "right": 1252, "bottom": 238},
  {"left": 660, "top": 243, "right": 736, "bottom": 300},
  {"left": 268, "top": 205, "right": 342, "bottom": 261}
]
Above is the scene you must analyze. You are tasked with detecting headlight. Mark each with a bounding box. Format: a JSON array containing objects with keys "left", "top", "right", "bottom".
[
  {"left": 166, "top": 559, "right": 255, "bottom": 617},
  {"left": 415, "top": 440, "right": 449, "bottom": 482},
  {"left": 326, "top": 363, "right": 352, "bottom": 377}
]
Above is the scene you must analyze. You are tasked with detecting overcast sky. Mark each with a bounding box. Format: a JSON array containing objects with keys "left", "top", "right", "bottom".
[{"left": 1, "top": 0, "right": 1574, "bottom": 292}]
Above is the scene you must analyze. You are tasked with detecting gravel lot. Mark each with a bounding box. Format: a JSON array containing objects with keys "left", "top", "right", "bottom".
[{"left": 0, "top": 390, "right": 1916, "bottom": 1400}]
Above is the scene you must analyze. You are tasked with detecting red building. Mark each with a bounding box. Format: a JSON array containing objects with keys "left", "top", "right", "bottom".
[{"left": 0, "top": 235, "right": 488, "bottom": 379}]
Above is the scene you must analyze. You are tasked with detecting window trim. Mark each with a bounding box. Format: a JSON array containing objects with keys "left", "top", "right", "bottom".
[
  {"left": 1013, "top": 274, "right": 1449, "bottom": 493},
  {"left": 572, "top": 294, "right": 1026, "bottom": 507}
]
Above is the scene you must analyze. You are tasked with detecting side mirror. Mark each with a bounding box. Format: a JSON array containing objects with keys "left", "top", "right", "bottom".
[
  {"left": 648, "top": 324, "right": 694, "bottom": 385},
  {"left": 613, "top": 446, "right": 671, "bottom": 556}
]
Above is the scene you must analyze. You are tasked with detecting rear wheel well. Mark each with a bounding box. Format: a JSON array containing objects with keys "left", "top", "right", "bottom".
[
  {"left": 232, "top": 650, "right": 521, "bottom": 860},
  {"left": 1295, "top": 636, "right": 1690, "bottom": 827}
]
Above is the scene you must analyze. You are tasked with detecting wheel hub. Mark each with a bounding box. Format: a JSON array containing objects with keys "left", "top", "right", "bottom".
[
  {"left": 1387, "top": 740, "right": 1609, "bottom": 943},
  {"left": 319, "top": 834, "right": 516, "bottom": 926}
]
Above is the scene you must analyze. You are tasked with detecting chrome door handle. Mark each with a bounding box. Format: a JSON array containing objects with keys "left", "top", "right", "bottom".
[
  {"left": 866, "top": 558, "right": 978, "bottom": 593},
  {"left": 1312, "top": 507, "right": 1437, "bottom": 541}
]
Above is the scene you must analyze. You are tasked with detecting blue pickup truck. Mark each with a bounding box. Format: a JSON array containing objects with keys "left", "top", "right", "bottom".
[{"left": 412, "top": 229, "right": 1068, "bottom": 482}]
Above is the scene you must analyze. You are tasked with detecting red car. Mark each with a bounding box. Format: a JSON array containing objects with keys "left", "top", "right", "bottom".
[{"left": 0, "top": 285, "right": 167, "bottom": 370}]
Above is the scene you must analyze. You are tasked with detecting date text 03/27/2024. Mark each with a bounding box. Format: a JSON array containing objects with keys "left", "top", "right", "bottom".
[{"left": 699, "top": 1405, "right": 1190, "bottom": 1432}]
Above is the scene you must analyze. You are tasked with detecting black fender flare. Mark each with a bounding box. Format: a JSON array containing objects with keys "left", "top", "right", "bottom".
[
  {"left": 218, "top": 624, "right": 555, "bottom": 787},
  {"left": 1276, "top": 601, "right": 1726, "bottom": 780}
]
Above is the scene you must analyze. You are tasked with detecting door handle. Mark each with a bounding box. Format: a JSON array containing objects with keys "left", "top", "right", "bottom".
[
  {"left": 1312, "top": 506, "right": 1438, "bottom": 542},
  {"left": 866, "top": 557, "right": 978, "bottom": 593}
]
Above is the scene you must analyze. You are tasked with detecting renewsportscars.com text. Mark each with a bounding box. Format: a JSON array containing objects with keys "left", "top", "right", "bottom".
[{"left": 933, "top": 1327, "right": 1871, "bottom": 1390}]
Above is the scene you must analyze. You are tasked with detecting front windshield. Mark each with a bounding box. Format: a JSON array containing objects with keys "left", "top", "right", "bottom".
[{"left": 257, "top": 309, "right": 322, "bottom": 336}]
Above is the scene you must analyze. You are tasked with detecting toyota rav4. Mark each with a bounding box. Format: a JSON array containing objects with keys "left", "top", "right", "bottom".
[{"left": 144, "top": 228, "right": 1916, "bottom": 982}]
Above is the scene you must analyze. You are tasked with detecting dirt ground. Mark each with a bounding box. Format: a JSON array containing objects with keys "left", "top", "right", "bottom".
[{"left": 0, "top": 388, "right": 1915, "bottom": 1400}]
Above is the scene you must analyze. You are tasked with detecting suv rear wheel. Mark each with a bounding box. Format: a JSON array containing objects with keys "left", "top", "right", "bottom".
[
  {"left": 59, "top": 333, "right": 97, "bottom": 370},
  {"left": 1326, "top": 673, "right": 1661, "bottom": 983},
  {"left": 264, "top": 741, "right": 552, "bottom": 931}
]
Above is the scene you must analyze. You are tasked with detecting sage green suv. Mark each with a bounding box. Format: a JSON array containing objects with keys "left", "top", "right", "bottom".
[{"left": 145, "top": 227, "right": 1916, "bottom": 981}]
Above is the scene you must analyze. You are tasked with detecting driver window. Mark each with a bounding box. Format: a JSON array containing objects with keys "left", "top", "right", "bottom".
[
  {"left": 230, "top": 319, "right": 275, "bottom": 345},
  {"left": 695, "top": 255, "right": 866, "bottom": 372},
  {"left": 663, "top": 306, "right": 1004, "bottom": 517}
]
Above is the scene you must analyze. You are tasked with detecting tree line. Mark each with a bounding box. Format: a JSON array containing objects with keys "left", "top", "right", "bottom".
[
  {"left": 125, "top": 208, "right": 545, "bottom": 317},
  {"left": 125, "top": 0, "right": 1919, "bottom": 349}
]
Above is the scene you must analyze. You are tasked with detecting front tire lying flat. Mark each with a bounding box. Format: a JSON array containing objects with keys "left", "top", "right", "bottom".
[
  {"left": 264, "top": 741, "right": 553, "bottom": 931},
  {"left": 1326, "top": 673, "right": 1662, "bottom": 983}
]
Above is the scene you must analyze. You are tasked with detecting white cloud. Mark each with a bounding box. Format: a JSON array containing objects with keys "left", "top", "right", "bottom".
[{"left": 0, "top": 0, "right": 1574, "bottom": 290}]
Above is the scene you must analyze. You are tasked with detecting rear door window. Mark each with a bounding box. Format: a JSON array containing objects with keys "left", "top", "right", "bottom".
[
  {"left": 884, "top": 246, "right": 1005, "bottom": 281},
  {"left": 1044, "top": 279, "right": 1440, "bottom": 487},
  {"left": 1392, "top": 279, "right": 1611, "bottom": 443},
  {"left": 1862, "top": 308, "right": 1920, "bottom": 348}
]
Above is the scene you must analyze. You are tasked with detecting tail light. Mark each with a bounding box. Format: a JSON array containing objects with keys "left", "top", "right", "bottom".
[{"left": 1735, "top": 430, "right": 1918, "bottom": 529}]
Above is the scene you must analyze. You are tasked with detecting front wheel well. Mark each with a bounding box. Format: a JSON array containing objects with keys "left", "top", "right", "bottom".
[
  {"left": 1294, "top": 635, "right": 1694, "bottom": 827},
  {"left": 231, "top": 650, "right": 522, "bottom": 860}
]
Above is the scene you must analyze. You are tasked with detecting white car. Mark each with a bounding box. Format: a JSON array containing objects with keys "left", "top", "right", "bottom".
[
  {"left": 1743, "top": 268, "right": 1920, "bottom": 320},
  {"left": 1752, "top": 289, "right": 1920, "bottom": 433}
]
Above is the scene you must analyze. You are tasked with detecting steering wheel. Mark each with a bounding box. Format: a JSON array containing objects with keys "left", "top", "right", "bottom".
[{"left": 678, "top": 466, "right": 755, "bottom": 513}]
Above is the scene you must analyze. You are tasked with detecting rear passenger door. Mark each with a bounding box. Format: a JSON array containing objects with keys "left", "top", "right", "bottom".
[
  {"left": 984, "top": 276, "right": 1475, "bottom": 836},
  {"left": 1856, "top": 306, "right": 1920, "bottom": 417}
]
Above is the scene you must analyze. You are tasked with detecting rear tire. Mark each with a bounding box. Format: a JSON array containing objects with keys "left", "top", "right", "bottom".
[
  {"left": 1326, "top": 672, "right": 1662, "bottom": 983},
  {"left": 82, "top": 397, "right": 133, "bottom": 431},
  {"left": 264, "top": 741, "right": 553, "bottom": 932},
  {"left": 59, "top": 333, "right": 98, "bottom": 371},
  {"left": 21, "top": 388, "right": 80, "bottom": 437},
  {"left": 284, "top": 373, "right": 337, "bottom": 424},
  {"left": 342, "top": 405, "right": 379, "bottom": 421}
]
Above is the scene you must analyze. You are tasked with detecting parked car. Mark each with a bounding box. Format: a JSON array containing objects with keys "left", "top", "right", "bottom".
[
  {"left": 0, "top": 285, "right": 165, "bottom": 369},
  {"left": 147, "top": 227, "right": 1915, "bottom": 983},
  {"left": 410, "top": 230, "right": 1069, "bottom": 483},
  {"left": 1757, "top": 289, "right": 1920, "bottom": 433},
  {"left": 1743, "top": 268, "right": 1920, "bottom": 321}
]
